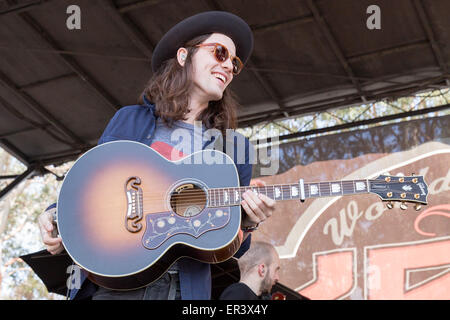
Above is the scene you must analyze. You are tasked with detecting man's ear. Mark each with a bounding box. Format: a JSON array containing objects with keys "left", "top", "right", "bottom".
[
  {"left": 177, "top": 47, "right": 188, "bottom": 67},
  {"left": 257, "top": 264, "right": 266, "bottom": 277}
]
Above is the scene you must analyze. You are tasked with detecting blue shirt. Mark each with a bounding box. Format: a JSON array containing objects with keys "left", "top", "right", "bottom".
[{"left": 67, "top": 99, "right": 253, "bottom": 300}]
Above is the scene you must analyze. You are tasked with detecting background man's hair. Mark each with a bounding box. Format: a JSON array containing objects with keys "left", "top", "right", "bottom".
[{"left": 238, "top": 241, "right": 277, "bottom": 276}]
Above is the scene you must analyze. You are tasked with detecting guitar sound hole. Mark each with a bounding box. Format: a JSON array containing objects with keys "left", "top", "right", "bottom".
[{"left": 170, "top": 183, "right": 206, "bottom": 217}]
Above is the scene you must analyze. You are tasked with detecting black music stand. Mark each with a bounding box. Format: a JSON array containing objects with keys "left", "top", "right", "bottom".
[{"left": 20, "top": 249, "right": 72, "bottom": 296}]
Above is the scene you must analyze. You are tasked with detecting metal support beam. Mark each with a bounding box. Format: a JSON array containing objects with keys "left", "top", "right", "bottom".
[
  {"left": 0, "top": 138, "right": 30, "bottom": 166},
  {"left": 306, "top": 0, "right": 367, "bottom": 102},
  {"left": 0, "top": 70, "right": 86, "bottom": 148},
  {"left": 252, "top": 15, "right": 314, "bottom": 33},
  {"left": 238, "top": 75, "right": 448, "bottom": 127},
  {"left": 0, "top": 44, "right": 149, "bottom": 62},
  {"left": 117, "top": 0, "right": 164, "bottom": 13},
  {"left": 412, "top": 0, "right": 449, "bottom": 86},
  {"left": 252, "top": 103, "right": 450, "bottom": 146},
  {"left": 245, "top": 60, "right": 291, "bottom": 117},
  {"left": 20, "top": 73, "right": 77, "bottom": 90},
  {"left": 0, "top": 94, "right": 80, "bottom": 147},
  {"left": 0, "top": 127, "right": 40, "bottom": 139},
  {"left": 0, "top": 165, "right": 36, "bottom": 200},
  {"left": 28, "top": 148, "right": 89, "bottom": 166},
  {"left": 0, "top": 0, "right": 50, "bottom": 15},
  {"left": 0, "top": 174, "right": 20, "bottom": 180},
  {"left": 102, "top": 0, "right": 155, "bottom": 59},
  {"left": 16, "top": 11, "right": 121, "bottom": 113},
  {"left": 346, "top": 40, "right": 429, "bottom": 63}
]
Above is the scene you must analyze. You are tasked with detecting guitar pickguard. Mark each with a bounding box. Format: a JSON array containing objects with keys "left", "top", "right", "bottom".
[{"left": 142, "top": 208, "right": 231, "bottom": 250}]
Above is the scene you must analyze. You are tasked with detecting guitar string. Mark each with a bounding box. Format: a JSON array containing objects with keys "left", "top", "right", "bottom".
[
  {"left": 96, "top": 189, "right": 422, "bottom": 210},
  {"left": 138, "top": 195, "right": 421, "bottom": 209},
  {"left": 87, "top": 181, "right": 421, "bottom": 208},
  {"left": 119, "top": 181, "right": 420, "bottom": 204},
  {"left": 137, "top": 183, "right": 370, "bottom": 201},
  {"left": 99, "top": 196, "right": 421, "bottom": 210},
  {"left": 134, "top": 190, "right": 420, "bottom": 205},
  {"left": 134, "top": 181, "right": 372, "bottom": 197},
  {"left": 135, "top": 182, "right": 417, "bottom": 201},
  {"left": 138, "top": 183, "right": 415, "bottom": 199}
]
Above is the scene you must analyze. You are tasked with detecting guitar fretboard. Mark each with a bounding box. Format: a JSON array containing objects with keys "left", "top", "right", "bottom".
[{"left": 207, "top": 180, "right": 371, "bottom": 207}]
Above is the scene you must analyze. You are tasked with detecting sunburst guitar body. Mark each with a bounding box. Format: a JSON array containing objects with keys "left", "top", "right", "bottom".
[{"left": 57, "top": 140, "right": 243, "bottom": 290}]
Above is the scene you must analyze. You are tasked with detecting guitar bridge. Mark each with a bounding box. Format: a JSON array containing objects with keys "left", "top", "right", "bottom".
[{"left": 125, "top": 176, "right": 143, "bottom": 233}]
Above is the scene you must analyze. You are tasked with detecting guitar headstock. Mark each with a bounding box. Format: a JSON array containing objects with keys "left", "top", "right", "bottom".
[{"left": 369, "top": 174, "right": 428, "bottom": 210}]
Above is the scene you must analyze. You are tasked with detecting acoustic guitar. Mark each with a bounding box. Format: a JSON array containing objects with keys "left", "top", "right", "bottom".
[{"left": 56, "top": 140, "right": 428, "bottom": 290}]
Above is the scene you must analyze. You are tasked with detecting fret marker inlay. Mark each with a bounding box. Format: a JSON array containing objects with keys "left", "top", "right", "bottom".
[
  {"left": 331, "top": 183, "right": 341, "bottom": 193},
  {"left": 275, "top": 187, "right": 281, "bottom": 198},
  {"left": 356, "top": 182, "right": 366, "bottom": 191},
  {"left": 310, "top": 185, "right": 318, "bottom": 195}
]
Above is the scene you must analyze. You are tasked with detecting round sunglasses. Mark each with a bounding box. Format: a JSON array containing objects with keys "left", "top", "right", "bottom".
[{"left": 195, "top": 43, "right": 244, "bottom": 75}]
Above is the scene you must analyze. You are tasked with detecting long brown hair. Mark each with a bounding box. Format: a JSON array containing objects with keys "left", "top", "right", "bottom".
[{"left": 139, "top": 34, "right": 239, "bottom": 133}]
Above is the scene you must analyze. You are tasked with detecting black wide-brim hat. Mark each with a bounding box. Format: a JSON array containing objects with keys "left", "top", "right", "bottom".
[{"left": 151, "top": 11, "right": 254, "bottom": 73}]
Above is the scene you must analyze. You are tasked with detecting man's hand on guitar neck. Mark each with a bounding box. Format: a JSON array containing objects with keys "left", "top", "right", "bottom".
[
  {"left": 38, "top": 206, "right": 64, "bottom": 255},
  {"left": 241, "top": 179, "right": 276, "bottom": 232}
]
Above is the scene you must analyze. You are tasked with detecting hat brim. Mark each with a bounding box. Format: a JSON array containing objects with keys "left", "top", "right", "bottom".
[{"left": 151, "top": 11, "right": 254, "bottom": 73}]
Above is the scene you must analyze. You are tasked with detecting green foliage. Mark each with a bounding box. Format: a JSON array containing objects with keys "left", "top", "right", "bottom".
[
  {"left": 0, "top": 149, "right": 70, "bottom": 300},
  {"left": 239, "top": 89, "right": 450, "bottom": 141}
]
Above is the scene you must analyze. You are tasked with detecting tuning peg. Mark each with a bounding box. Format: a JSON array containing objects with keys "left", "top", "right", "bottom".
[
  {"left": 386, "top": 201, "right": 394, "bottom": 209},
  {"left": 414, "top": 204, "right": 422, "bottom": 211},
  {"left": 400, "top": 202, "right": 408, "bottom": 210}
]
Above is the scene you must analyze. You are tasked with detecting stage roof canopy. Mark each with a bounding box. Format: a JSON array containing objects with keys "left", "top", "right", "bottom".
[{"left": 1, "top": 0, "right": 449, "bottom": 172}]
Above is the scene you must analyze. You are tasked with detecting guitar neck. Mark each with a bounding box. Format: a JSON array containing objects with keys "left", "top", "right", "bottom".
[{"left": 207, "top": 179, "right": 371, "bottom": 207}]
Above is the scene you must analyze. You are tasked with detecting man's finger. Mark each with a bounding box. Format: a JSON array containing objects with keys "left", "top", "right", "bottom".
[
  {"left": 258, "top": 193, "right": 276, "bottom": 208},
  {"left": 243, "top": 191, "right": 266, "bottom": 221},
  {"left": 42, "top": 233, "right": 62, "bottom": 246},
  {"left": 48, "top": 245, "right": 64, "bottom": 255},
  {"left": 241, "top": 200, "right": 259, "bottom": 224},
  {"left": 39, "top": 211, "right": 55, "bottom": 232}
]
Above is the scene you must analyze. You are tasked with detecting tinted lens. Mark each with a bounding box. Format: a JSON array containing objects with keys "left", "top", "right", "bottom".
[
  {"left": 200, "top": 43, "right": 242, "bottom": 75},
  {"left": 231, "top": 58, "right": 242, "bottom": 75},
  {"left": 214, "top": 45, "right": 228, "bottom": 62}
]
